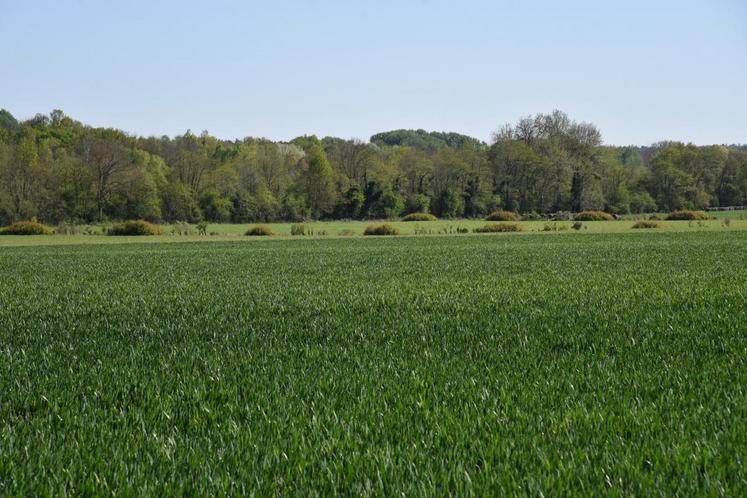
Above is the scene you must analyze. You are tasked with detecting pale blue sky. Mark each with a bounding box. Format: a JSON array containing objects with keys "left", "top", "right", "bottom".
[{"left": 1, "top": 0, "right": 745, "bottom": 145}]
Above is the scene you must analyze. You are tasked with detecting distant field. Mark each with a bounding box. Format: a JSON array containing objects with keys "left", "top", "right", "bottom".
[
  {"left": 1, "top": 215, "right": 746, "bottom": 246},
  {"left": 1, "top": 232, "right": 746, "bottom": 495}
]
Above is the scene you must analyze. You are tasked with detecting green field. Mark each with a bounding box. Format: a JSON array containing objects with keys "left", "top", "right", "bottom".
[{"left": 1, "top": 232, "right": 746, "bottom": 495}]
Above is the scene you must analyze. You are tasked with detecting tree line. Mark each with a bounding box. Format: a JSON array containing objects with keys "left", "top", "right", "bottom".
[{"left": 0, "top": 108, "right": 745, "bottom": 225}]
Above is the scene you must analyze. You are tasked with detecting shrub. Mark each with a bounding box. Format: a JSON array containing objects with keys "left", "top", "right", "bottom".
[
  {"left": 363, "top": 224, "right": 400, "bottom": 236},
  {"left": 171, "top": 221, "right": 193, "bottom": 236},
  {"left": 485, "top": 210, "right": 519, "bottom": 221},
  {"left": 542, "top": 223, "right": 569, "bottom": 232},
  {"left": 571, "top": 221, "right": 584, "bottom": 231},
  {"left": 473, "top": 223, "right": 522, "bottom": 233},
  {"left": 521, "top": 211, "right": 542, "bottom": 221},
  {"left": 0, "top": 220, "right": 54, "bottom": 235},
  {"left": 632, "top": 220, "right": 661, "bottom": 229},
  {"left": 290, "top": 224, "right": 307, "bottom": 236},
  {"left": 574, "top": 210, "right": 614, "bottom": 221},
  {"left": 666, "top": 210, "right": 709, "bottom": 221},
  {"left": 108, "top": 220, "right": 162, "bottom": 236},
  {"left": 245, "top": 225, "right": 276, "bottom": 236},
  {"left": 401, "top": 212, "right": 437, "bottom": 222},
  {"left": 551, "top": 211, "right": 573, "bottom": 221}
]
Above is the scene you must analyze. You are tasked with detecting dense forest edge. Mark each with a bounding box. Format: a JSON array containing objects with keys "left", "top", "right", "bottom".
[{"left": 0, "top": 108, "right": 746, "bottom": 225}]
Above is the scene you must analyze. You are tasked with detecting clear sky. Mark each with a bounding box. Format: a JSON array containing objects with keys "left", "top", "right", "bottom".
[{"left": 1, "top": 0, "right": 745, "bottom": 145}]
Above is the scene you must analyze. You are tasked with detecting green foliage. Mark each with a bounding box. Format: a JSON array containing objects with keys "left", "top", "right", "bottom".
[
  {"left": 367, "top": 188, "right": 404, "bottom": 219},
  {"left": 0, "top": 233, "right": 746, "bottom": 495},
  {"left": 0, "top": 220, "right": 53, "bottom": 235},
  {"left": 370, "top": 129, "right": 485, "bottom": 150},
  {"left": 632, "top": 220, "right": 661, "bottom": 229},
  {"left": 363, "top": 223, "right": 400, "bottom": 235},
  {"left": 485, "top": 210, "right": 519, "bottom": 221},
  {"left": 162, "top": 182, "right": 202, "bottom": 223},
  {"left": 108, "top": 220, "right": 162, "bottom": 236},
  {"left": 571, "top": 221, "right": 584, "bottom": 230},
  {"left": 290, "top": 224, "right": 307, "bottom": 236},
  {"left": 301, "top": 145, "right": 336, "bottom": 218},
  {"left": 473, "top": 222, "right": 522, "bottom": 233},
  {"left": 574, "top": 210, "right": 615, "bottom": 221},
  {"left": 245, "top": 224, "right": 276, "bottom": 236},
  {"left": 199, "top": 188, "right": 233, "bottom": 222},
  {"left": 0, "top": 109, "right": 19, "bottom": 132},
  {"left": 335, "top": 186, "right": 365, "bottom": 219},
  {"left": 1, "top": 109, "right": 745, "bottom": 229},
  {"left": 629, "top": 191, "right": 658, "bottom": 214},
  {"left": 666, "top": 210, "right": 709, "bottom": 220},
  {"left": 401, "top": 212, "right": 437, "bottom": 222},
  {"left": 433, "top": 189, "right": 464, "bottom": 218},
  {"left": 404, "top": 193, "right": 431, "bottom": 215}
]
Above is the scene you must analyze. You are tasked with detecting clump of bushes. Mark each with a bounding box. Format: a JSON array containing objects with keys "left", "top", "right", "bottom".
[
  {"left": 574, "top": 210, "right": 614, "bottom": 221},
  {"left": 171, "top": 221, "right": 194, "bottom": 235},
  {"left": 401, "top": 212, "right": 437, "bottom": 222},
  {"left": 632, "top": 220, "right": 661, "bottom": 229},
  {"left": 108, "top": 220, "right": 162, "bottom": 236},
  {"left": 0, "top": 220, "right": 54, "bottom": 235},
  {"left": 666, "top": 210, "right": 709, "bottom": 221},
  {"left": 245, "top": 225, "right": 276, "bottom": 236},
  {"left": 571, "top": 221, "right": 584, "bottom": 231},
  {"left": 473, "top": 223, "right": 522, "bottom": 233},
  {"left": 521, "top": 211, "right": 543, "bottom": 221},
  {"left": 551, "top": 211, "right": 573, "bottom": 221},
  {"left": 290, "top": 224, "right": 308, "bottom": 236},
  {"left": 486, "top": 210, "right": 519, "bottom": 221},
  {"left": 363, "top": 224, "right": 400, "bottom": 236}
]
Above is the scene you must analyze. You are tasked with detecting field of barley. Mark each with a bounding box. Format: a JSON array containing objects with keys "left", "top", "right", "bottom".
[{"left": 1, "top": 231, "right": 746, "bottom": 495}]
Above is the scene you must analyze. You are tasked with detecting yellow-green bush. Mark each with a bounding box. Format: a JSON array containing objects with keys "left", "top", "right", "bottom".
[
  {"left": 0, "top": 221, "right": 54, "bottom": 235},
  {"left": 473, "top": 223, "right": 522, "bottom": 233},
  {"left": 245, "top": 225, "right": 276, "bottom": 236},
  {"left": 485, "top": 210, "right": 519, "bottom": 221},
  {"left": 108, "top": 220, "right": 162, "bottom": 236},
  {"left": 363, "top": 224, "right": 400, "bottom": 236},
  {"left": 574, "top": 211, "right": 614, "bottom": 221},
  {"left": 666, "top": 210, "right": 709, "bottom": 221},
  {"left": 401, "top": 213, "right": 437, "bottom": 222},
  {"left": 632, "top": 220, "right": 661, "bottom": 229}
]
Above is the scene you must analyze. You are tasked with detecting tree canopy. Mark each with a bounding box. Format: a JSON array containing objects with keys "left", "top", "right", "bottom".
[{"left": 0, "top": 108, "right": 745, "bottom": 225}]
